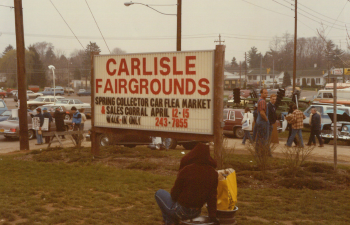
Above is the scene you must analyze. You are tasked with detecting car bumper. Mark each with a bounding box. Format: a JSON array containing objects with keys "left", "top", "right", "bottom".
[
  {"left": 0, "top": 131, "right": 18, "bottom": 137},
  {"left": 321, "top": 133, "right": 350, "bottom": 140}
]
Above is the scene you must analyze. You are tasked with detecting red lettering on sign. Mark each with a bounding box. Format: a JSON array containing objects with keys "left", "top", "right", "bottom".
[
  {"left": 185, "top": 79, "right": 196, "bottom": 94},
  {"left": 162, "top": 79, "right": 172, "bottom": 95},
  {"left": 104, "top": 79, "right": 114, "bottom": 93},
  {"left": 131, "top": 58, "right": 140, "bottom": 75},
  {"left": 173, "top": 57, "right": 183, "bottom": 75},
  {"left": 129, "top": 78, "right": 139, "bottom": 94},
  {"left": 154, "top": 57, "right": 158, "bottom": 75},
  {"left": 106, "top": 58, "right": 116, "bottom": 76},
  {"left": 160, "top": 57, "right": 170, "bottom": 75},
  {"left": 198, "top": 78, "right": 210, "bottom": 95},
  {"left": 96, "top": 79, "right": 103, "bottom": 93},
  {"left": 119, "top": 79, "right": 128, "bottom": 93},
  {"left": 150, "top": 79, "right": 161, "bottom": 95},
  {"left": 117, "top": 59, "right": 130, "bottom": 75},
  {"left": 186, "top": 56, "right": 196, "bottom": 75},
  {"left": 140, "top": 79, "right": 149, "bottom": 94},
  {"left": 143, "top": 58, "right": 152, "bottom": 75},
  {"left": 174, "top": 78, "right": 184, "bottom": 94}
]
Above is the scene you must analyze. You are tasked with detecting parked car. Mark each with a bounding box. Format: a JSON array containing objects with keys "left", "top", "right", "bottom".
[
  {"left": 303, "top": 104, "right": 350, "bottom": 129},
  {"left": 26, "top": 96, "right": 65, "bottom": 110},
  {"left": 0, "top": 99, "right": 9, "bottom": 115},
  {"left": 77, "top": 89, "right": 91, "bottom": 96},
  {"left": 0, "top": 89, "right": 7, "bottom": 98},
  {"left": 78, "top": 89, "right": 86, "bottom": 93},
  {"left": 27, "top": 90, "right": 43, "bottom": 99},
  {"left": 223, "top": 108, "right": 245, "bottom": 138},
  {"left": 64, "top": 87, "right": 75, "bottom": 94},
  {"left": 0, "top": 110, "right": 11, "bottom": 122},
  {"left": 28, "top": 85, "right": 40, "bottom": 93},
  {"left": 11, "top": 90, "right": 18, "bottom": 100},
  {"left": 0, "top": 112, "right": 68, "bottom": 140},
  {"left": 321, "top": 110, "right": 350, "bottom": 145},
  {"left": 53, "top": 99, "right": 91, "bottom": 111},
  {"left": 39, "top": 87, "right": 65, "bottom": 96}
]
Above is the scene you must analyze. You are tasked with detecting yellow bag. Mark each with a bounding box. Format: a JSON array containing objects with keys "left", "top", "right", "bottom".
[{"left": 217, "top": 169, "right": 237, "bottom": 210}]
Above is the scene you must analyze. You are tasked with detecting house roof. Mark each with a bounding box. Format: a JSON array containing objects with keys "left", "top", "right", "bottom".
[{"left": 284, "top": 68, "right": 328, "bottom": 78}]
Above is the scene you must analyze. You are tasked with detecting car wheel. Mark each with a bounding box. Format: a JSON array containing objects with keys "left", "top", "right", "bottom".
[
  {"left": 98, "top": 134, "right": 110, "bottom": 146},
  {"left": 162, "top": 138, "right": 177, "bottom": 149},
  {"left": 234, "top": 127, "right": 244, "bottom": 139},
  {"left": 28, "top": 129, "right": 35, "bottom": 140},
  {"left": 182, "top": 142, "right": 198, "bottom": 150},
  {"left": 64, "top": 114, "right": 71, "bottom": 120},
  {"left": 30, "top": 105, "right": 37, "bottom": 110},
  {"left": 323, "top": 138, "right": 330, "bottom": 144}
]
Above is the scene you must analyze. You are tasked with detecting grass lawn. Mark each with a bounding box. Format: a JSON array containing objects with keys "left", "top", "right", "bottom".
[{"left": 0, "top": 146, "right": 350, "bottom": 225}]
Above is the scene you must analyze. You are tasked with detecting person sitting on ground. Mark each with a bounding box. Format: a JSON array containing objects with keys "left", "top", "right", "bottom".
[{"left": 155, "top": 143, "right": 219, "bottom": 225}]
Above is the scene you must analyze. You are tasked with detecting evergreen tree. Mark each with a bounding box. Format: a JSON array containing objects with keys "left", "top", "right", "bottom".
[
  {"left": 2, "top": 45, "right": 14, "bottom": 56},
  {"left": 28, "top": 45, "right": 46, "bottom": 87},
  {"left": 282, "top": 71, "right": 292, "bottom": 87},
  {"left": 247, "top": 46, "right": 261, "bottom": 68},
  {"left": 231, "top": 57, "right": 238, "bottom": 67},
  {"left": 83, "top": 42, "right": 101, "bottom": 81}
]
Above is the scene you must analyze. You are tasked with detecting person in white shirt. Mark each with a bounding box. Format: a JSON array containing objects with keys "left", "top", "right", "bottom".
[
  {"left": 80, "top": 108, "right": 87, "bottom": 130},
  {"left": 242, "top": 107, "right": 254, "bottom": 145}
]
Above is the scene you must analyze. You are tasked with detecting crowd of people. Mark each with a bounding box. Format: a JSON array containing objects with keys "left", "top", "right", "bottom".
[
  {"left": 241, "top": 88, "right": 323, "bottom": 152},
  {"left": 32, "top": 106, "right": 86, "bottom": 145}
]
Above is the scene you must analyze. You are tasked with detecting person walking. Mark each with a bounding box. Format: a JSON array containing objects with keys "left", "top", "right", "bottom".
[
  {"left": 255, "top": 89, "right": 269, "bottom": 153},
  {"left": 33, "top": 108, "right": 44, "bottom": 145},
  {"left": 71, "top": 107, "right": 82, "bottom": 145},
  {"left": 53, "top": 107, "right": 66, "bottom": 139},
  {"left": 242, "top": 107, "right": 254, "bottom": 145},
  {"left": 307, "top": 107, "right": 324, "bottom": 147},
  {"left": 286, "top": 105, "right": 306, "bottom": 147},
  {"left": 286, "top": 103, "right": 299, "bottom": 146},
  {"left": 79, "top": 108, "right": 87, "bottom": 131},
  {"left": 42, "top": 107, "right": 53, "bottom": 144},
  {"left": 155, "top": 143, "right": 219, "bottom": 225},
  {"left": 267, "top": 94, "right": 277, "bottom": 155}
]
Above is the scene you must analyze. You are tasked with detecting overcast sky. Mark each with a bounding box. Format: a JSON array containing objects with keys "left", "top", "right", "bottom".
[{"left": 1, "top": 0, "right": 350, "bottom": 63}]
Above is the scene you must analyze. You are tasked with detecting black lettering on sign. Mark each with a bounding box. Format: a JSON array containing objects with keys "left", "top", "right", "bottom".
[
  {"left": 129, "top": 116, "right": 141, "bottom": 125},
  {"left": 122, "top": 116, "right": 127, "bottom": 124}
]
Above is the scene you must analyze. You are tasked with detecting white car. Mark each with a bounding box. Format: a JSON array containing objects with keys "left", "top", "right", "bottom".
[
  {"left": 53, "top": 98, "right": 91, "bottom": 111},
  {"left": 78, "top": 89, "right": 86, "bottom": 93},
  {"left": 27, "top": 90, "right": 43, "bottom": 99},
  {"left": 26, "top": 96, "right": 65, "bottom": 110}
]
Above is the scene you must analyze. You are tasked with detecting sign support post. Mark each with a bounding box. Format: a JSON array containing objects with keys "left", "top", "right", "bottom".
[
  {"left": 91, "top": 51, "right": 100, "bottom": 156},
  {"left": 214, "top": 45, "right": 225, "bottom": 169}
]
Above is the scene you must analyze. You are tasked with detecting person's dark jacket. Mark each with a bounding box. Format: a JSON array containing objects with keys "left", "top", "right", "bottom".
[
  {"left": 54, "top": 110, "right": 66, "bottom": 132},
  {"left": 43, "top": 111, "right": 53, "bottom": 123},
  {"left": 34, "top": 113, "right": 44, "bottom": 127},
  {"left": 171, "top": 143, "right": 218, "bottom": 218},
  {"left": 311, "top": 112, "right": 321, "bottom": 130},
  {"left": 267, "top": 102, "right": 277, "bottom": 125}
]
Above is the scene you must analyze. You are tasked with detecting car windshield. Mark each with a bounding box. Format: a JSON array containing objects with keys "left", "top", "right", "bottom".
[
  {"left": 0, "top": 111, "right": 11, "bottom": 116},
  {"left": 33, "top": 97, "right": 45, "bottom": 102},
  {"left": 57, "top": 100, "right": 69, "bottom": 104}
]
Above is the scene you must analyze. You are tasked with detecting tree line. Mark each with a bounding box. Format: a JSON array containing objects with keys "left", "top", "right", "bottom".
[{"left": 0, "top": 42, "right": 126, "bottom": 88}]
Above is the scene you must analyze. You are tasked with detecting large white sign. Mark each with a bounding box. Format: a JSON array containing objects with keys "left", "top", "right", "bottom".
[{"left": 94, "top": 50, "right": 215, "bottom": 135}]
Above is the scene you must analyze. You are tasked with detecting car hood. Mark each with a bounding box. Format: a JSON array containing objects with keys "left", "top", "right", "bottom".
[{"left": 325, "top": 110, "right": 350, "bottom": 123}]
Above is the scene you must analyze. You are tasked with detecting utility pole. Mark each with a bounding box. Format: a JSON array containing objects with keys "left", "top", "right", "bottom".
[
  {"left": 292, "top": 0, "right": 297, "bottom": 92},
  {"left": 273, "top": 59, "right": 275, "bottom": 89},
  {"left": 239, "top": 61, "right": 242, "bottom": 88},
  {"left": 14, "top": 0, "right": 29, "bottom": 150},
  {"left": 260, "top": 54, "right": 262, "bottom": 89},
  {"left": 245, "top": 52, "right": 247, "bottom": 87},
  {"left": 333, "top": 76, "right": 337, "bottom": 171},
  {"left": 214, "top": 34, "right": 225, "bottom": 45},
  {"left": 176, "top": 0, "right": 182, "bottom": 51}
]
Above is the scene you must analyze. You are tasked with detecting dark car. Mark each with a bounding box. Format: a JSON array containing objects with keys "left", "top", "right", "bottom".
[
  {"left": 223, "top": 108, "right": 245, "bottom": 138},
  {"left": 77, "top": 89, "right": 91, "bottom": 96}
]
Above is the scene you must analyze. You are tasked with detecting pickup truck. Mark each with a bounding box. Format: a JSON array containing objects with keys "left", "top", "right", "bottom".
[{"left": 39, "top": 88, "right": 65, "bottom": 96}]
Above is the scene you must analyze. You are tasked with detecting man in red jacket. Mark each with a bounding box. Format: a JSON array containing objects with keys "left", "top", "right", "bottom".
[{"left": 155, "top": 143, "right": 219, "bottom": 225}]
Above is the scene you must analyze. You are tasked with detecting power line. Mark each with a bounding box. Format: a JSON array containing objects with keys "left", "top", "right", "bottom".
[
  {"left": 326, "top": 0, "right": 348, "bottom": 36},
  {"left": 241, "top": 0, "right": 293, "bottom": 18},
  {"left": 49, "top": 0, "right": 85, "bottom": 50},
  {"left": 0, "top": 4, "right": 14, "bottom": 8},
  {"left": 84, "top": 0, "right": 111, "bottom": 53}
]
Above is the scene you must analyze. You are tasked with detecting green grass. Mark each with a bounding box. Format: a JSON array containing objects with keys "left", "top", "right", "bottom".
[{"left": 0, "top": 147, "right": 349, "bottom": 224}]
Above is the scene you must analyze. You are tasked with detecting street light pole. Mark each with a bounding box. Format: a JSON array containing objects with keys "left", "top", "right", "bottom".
[
  {"left": 48, "top": 65, "right": 56, "bottom": 102},
  {"left": 176, "top": 0, "right": 182, "bottom": 51}
]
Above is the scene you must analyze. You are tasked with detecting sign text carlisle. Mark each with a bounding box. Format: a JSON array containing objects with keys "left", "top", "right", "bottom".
[{"left": 93, "top": 51, "right": 214, "bottom": 135}]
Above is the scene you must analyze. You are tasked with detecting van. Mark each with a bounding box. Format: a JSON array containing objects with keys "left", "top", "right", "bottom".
[{"left": 312, "top": 89, "right": 350, "bottom": 106}]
